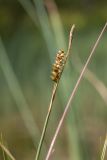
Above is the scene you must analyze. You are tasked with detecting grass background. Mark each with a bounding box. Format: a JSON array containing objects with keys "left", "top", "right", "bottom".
[{"left": 0, "top": 0, "right": 107, "bottom": 159}]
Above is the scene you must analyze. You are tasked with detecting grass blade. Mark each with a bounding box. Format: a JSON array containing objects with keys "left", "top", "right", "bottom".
[{"left": 0, "top": 37, "right": 40, "bottom": 147}]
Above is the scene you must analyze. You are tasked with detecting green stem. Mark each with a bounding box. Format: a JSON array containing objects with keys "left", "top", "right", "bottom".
[
  {"left": 35, "top": 83, "right": 58, "bottom": 160},
  {"left": 35, "top": 25, "right": 75, "bottom": 160}
]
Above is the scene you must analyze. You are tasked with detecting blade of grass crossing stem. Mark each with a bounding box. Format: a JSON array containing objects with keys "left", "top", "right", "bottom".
[{"left": 45, "top": 22, "right": 107, "bottom": 160}]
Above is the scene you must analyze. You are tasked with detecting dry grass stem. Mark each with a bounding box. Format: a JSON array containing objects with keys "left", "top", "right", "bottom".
[
  {"left": 56, "top": 25, "right": 75, "bottom": 82},
  {"left": 101, "top": 133, "right": 107, "bottom": 160},
  {"left": 0, "top": 142, "right": 16, "bottom": 160},
  {"left": 45, "top": 22, "right": 107, "bottom": 160},
  {"left": 66, "top": 24, "right": 75, "bottom": 59},
  {"left": 73, "top": 54, "right": 107, "bottom": 105},
  {"left": 35, "top": 25, "right": 75, "bottom": 160},
  {"left": 1, "top": 134, "right": 6, "bottom": 160}
]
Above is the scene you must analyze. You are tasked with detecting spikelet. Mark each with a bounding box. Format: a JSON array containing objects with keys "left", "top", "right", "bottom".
[{"left": 51, "top": 50, "right": 65, "bottom": 82}]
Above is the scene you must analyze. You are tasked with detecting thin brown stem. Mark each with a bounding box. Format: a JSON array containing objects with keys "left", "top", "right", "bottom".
[
  {"left": 45, "top": 22, "right": 107, "bottom": 160},
  {"left": 73, "top": 53, "right": 107, "bottom": 105},
  {"left": 0, "top": 142, "right": 16, "bottom": 160},
  {"left": 59, "top": 25, "right": 75, "bottom": 80},
  {"left": 66, "top": 24, "right": 75, "bottom": 59}
]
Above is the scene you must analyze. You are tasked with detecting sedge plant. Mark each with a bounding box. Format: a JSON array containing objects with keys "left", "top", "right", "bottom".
[{"left": 35, "top": 25, "right": 75, "bottom": 160}]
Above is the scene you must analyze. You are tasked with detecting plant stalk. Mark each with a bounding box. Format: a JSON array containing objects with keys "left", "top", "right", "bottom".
[
  {"left": 35, "top": 82, "right": 58, "bottom": 160},
  {"left": 35, "top": 25, "right": 75, "bottom": 160}
]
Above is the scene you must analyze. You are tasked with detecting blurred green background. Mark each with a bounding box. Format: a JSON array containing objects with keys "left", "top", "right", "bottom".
[{"left": 0, "top": 0, "right": 107, "bottom": 160}]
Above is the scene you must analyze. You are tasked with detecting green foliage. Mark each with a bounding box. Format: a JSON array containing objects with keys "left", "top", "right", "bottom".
[{"left": 0, "top": 0, "right": 107, "bottom": 160}]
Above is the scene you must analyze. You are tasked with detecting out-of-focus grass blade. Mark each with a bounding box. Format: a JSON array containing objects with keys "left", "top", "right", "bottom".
[
  {"left": 67, "top": 123, "right": 82, "bottom": 160},
  {"left": 45, "top": 0, "right": 66, "bottom": 50},
  {"left": 17, "top": 0, "right": 38, "bottom": 26},
  {"left": 33, "top": 0, "right": 57, "bottom": 53},
  {"left": 0, "top": 37, "right": 40, "bottom": 148},
  {"left": 18, "top": 0, "right": 57, "bottom": 57}
]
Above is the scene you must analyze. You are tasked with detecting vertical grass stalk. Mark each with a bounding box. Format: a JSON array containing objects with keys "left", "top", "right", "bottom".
[{"left": 35, "top": 25, "right": 75, "bottom": 160}]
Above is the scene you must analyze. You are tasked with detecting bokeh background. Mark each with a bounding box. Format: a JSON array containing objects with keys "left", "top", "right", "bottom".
[{"left": 0, "top": 0, "right": 107, "bottom": 160}]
